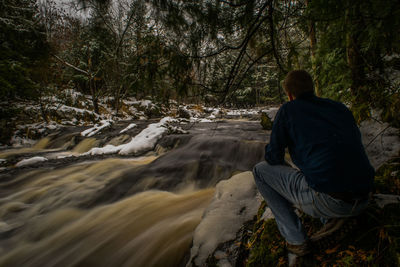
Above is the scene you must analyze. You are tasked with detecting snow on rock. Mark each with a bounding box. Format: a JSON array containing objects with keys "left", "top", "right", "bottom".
[
  {"left": 15, "top": 156, "right": 48, "bottom": 167},
  {"left": 189, "top": 117, "right": 214, "bottom": 123},
  {"left": 119, "top": 118, "right": 172, "bottom": 155},
  {"left": 11, "top": 136, "right": 36, "bottom": 147},
  {"left": 57, "top": 105, "right": 100, "bottom": 119},
  {"left": 226, "top": 109, "right": 259, "bottom": 116},
  {"left": 85, "top": 144, "right": 121, "bottom": 155},
  {"left": 13, "top": 122, "right": 62, "bottom": 143},
  {"left": 84, "top": 117, "right": 177, "bottom": 156},
  {"left": 81, "top": 120, "right": 113, "bottom": 137},
  {"left": 63, "top": 89, "right": 84, "bottom": 105},
  {"left": 199, "top": 118, "right": 213, "bottom": 123},
  {"left": 119, "top": 123, "right": 137, "bottom": 134},
  {"left": 204, "top": 107, "right": 220, "bottom": 115},
  {"left": 139, "top": 100, "right": 152, "bottom": 107},
  {"left": 360, "top": 116, "right": 400, "bottom": 169},
  {"left": 226, "top": 110, "right": 241, "bottom": 116},
  {"left": 261, "top": 106, "right": 279, "bottom": 121},
  {"left": 188, "top": 171, "right": 262, "bottom": 267}
]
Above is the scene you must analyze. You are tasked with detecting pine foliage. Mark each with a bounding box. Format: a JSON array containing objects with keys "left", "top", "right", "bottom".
[{"left": 0, "top": 0, "right": 50, "bottom": 100}]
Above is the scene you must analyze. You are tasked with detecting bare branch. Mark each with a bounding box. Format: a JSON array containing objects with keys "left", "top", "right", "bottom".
[{"left": 51, "top": 54, "right": 89, "bottom": 76}]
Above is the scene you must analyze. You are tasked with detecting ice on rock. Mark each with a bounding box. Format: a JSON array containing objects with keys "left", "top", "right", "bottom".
[{"left": 188, "top": 171, "right": 262, "bottom": 266}]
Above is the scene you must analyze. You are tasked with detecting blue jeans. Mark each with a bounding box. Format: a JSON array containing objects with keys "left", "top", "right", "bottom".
[{"left": 253, "top": 161, "right": 369, "bottom": 245}]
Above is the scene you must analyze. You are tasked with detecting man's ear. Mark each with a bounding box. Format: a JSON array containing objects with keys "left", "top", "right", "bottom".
[{"left": 288, "top": 92, "right": 294, "bottom": 101}]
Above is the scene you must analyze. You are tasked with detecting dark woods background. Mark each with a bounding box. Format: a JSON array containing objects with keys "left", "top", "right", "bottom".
[{"left": 1, "top": 0, "right": 400, "bottom": 123}]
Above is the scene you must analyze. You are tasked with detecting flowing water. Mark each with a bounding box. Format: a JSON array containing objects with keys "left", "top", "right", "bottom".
[
  {"left": 0, "top": 157, "right": 215, "bottom": 267},
  {"left": 72, "top": 138, "right": 98, "bottom": 154},
  {"left": 0, "top": 137, "right": 52, "bottom": 159},
  {"left": 0, "top": 120, "right": 267, "bottom": 267}
]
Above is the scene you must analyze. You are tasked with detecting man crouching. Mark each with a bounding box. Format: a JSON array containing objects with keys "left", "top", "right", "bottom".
[{"left": 252, "top": 70, "right": 374, "bottom": 263}]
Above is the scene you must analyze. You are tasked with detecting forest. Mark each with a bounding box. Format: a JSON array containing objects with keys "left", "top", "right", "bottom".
[
  {"left": 1, "top": 0, "right": 400, "bottom": 266},
  {"left": 2, "top": 0, "right": 400, "bottom": 128}
]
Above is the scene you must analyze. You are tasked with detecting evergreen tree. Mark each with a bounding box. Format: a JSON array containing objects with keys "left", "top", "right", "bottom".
[{"left": 0, "top": 0, "right": 50, "bottom": 100}]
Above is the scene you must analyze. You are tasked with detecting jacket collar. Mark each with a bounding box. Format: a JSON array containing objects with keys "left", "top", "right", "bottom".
[{"left": 296, "top": 91, "right": 315, "bottom": 99}]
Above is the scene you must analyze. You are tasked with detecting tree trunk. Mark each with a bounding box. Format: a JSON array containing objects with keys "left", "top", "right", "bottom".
[
  {"left": 39, "top": 101, "right": 49, "bottom": 123},
  {"left": 90, "top": 78, "right": 100, "bottom": 114},
  {"left": 93, "top": 97, "right": 99, "bottom": 115},
  {"left": 306, "top": 0, "right": 321, "bottom": 96},
  {"left": 345, "top": 1, "right": 365, "bottom": 102},
  {"left": 114, "top": 88, "right": 120, "bottom": 117}
]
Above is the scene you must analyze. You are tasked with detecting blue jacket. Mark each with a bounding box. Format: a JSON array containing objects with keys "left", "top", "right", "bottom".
[{"left": 265, "top": 92, "right": 375, "bottom": 193}]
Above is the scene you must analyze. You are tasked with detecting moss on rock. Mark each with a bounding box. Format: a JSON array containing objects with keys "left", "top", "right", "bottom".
[{"left": 260, "top": 112, "right": 272, "bottom": 130}]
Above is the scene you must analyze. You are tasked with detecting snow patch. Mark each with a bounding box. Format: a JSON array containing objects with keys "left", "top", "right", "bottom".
[
  {"left": 10, "top": 136, "right": 36, "bottom": 147},
  {"left": 188, "top": 171, "right": 262, "bottom": 266},
  {"left": 81, "top": 120, "right": 113, "bottom": 137},
  {"left": 383, "top": 53, "right": 400, "bottom": 61},
  {"left": 190, "top": 117, "right": 213, "bottom": 123},
  {"left": 84, "top": 117, "right": 177, "bottom": 156},
  {"left": 15, "top": 156, "right": 48, "bottom": 167},
  {"left": 226, "top": 109, "right": 259, "bottom": 116},
  {"left": 119, "top": 123, "right": 137, "bottom": 134},
  {"left": 58, "top": 105, "right": 100, "bottom": 118},
  {"left": 199, "top": 118, "right": 213, "bottom": 123},
  {"left": 139, "top": 100, "right": 152, "bottom": 107}
]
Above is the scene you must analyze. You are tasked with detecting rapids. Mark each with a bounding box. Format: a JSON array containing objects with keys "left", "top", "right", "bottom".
[
  {"left": 0, "top": 187, "right": 214, "bottom": 267},
  {"left": 0, "top": 120, "right": 268, "bottom": 266}
]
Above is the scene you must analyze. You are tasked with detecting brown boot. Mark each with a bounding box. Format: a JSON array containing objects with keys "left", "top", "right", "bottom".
[
  {"left": 287, "top": 241, "right": 312, "bottom": 267},
  {"left": 310, "top": 218, "right": 356, "bottom": 249},
  {"left": 310, "top": 218, "right": 347, "bottom": 242},
  {"left": 286, "top": 241, "right": 311, "bottom": 256}
]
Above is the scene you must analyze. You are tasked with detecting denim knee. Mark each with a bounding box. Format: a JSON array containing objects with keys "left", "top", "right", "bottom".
[{"left": 253, "top": 161, "right": 270, "bottom": 181}]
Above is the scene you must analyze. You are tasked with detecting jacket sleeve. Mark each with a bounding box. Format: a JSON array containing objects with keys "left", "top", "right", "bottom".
[{"left": 265, "top": 105, "right": 288, "bottom": 165}]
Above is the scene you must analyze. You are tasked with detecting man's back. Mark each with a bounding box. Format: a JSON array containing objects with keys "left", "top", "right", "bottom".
[
  {"left": 265, "top": 92, "right": 375, "bottom": 194},
  {"left": 254, "top": 70, "right": 373, "bottom": 261}
]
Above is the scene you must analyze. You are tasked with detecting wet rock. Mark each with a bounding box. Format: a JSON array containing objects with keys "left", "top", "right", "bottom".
[
  {"left": 157, "top": 134, "right": 193, "bottom": 152},
  {"left": 177, "top": 107, "right": 191, "bottom": 119},
  {"left": 107, "top": 135, "right": 131, "bottom": 146},
  {"left": 47, "top": 132, "right": 78, "bottom": 150},
  {"left": 83, "top": 134, "right": 266, "bottom": 207},
  {"left": 204, "top": 219, "right": 256, "bottom": 267},
  {"left": 144, "top": 106, "right": 162, "bottom": 118}
]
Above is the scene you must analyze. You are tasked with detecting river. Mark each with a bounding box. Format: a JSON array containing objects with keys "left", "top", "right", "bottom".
[{"left": 0, "top": 119, "right": 267, "bottom": 267}]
